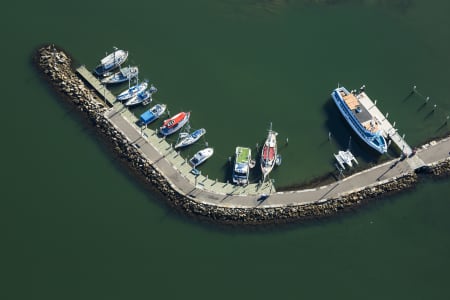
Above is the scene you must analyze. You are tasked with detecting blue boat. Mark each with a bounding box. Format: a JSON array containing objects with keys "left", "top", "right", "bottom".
[
  {"left": 101, "top": 66, "right": 138, "bottom": 84},
  {"left": 139, "top": 104, "right": 167, "bottom": 125},
  {"left": 117, "top": 81, "right": 148, "bottom": 101},
  {"left": 174, "top": 128, "right": 206, "bottom": 149},
  {"left": 125, "top": 85, "right": 157, "bottom": 106},
  {"left": 331, "top": 86, "right": 387, "bottom": 154}
]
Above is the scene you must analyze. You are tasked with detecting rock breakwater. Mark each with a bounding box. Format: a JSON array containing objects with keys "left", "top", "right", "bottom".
[{"left": 35, "top": 44, "right": 449, "bottom": 225}]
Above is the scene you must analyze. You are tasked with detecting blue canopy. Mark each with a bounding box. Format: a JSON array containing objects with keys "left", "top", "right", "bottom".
[{"left": 140, "top": 110, "right": 155, "bottom": 125}]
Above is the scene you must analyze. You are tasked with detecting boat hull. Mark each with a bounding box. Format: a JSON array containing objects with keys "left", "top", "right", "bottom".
[
  {"left": 174, "top": 128, "right": 206, "bottom": 149},
  {"left": 189, "top": 148, "right": 214, "bottom": 167},
  {"left": 93, "top": 49, "right": 128, "bottom": 76},
  {"left": 117, "top": 81, "right": 148, "bottom": 101},
  {"left": 101, "top": 66, "right": 139, "bottom": 84},
  {"left": 125, "top": 90, "right": 151, "bottom": 106},
  {"left": 331, "top": 87, "right": 387, "bottom": 154},
  {"left": 260, "top": 130, "right": 277, "bottom": 179},
  {"left": 139, "top": 104, "right": 167, "bottom": 125},
  {"left": 232, "top": 147, "right": 252, "bottom": 185},
  {"left": 160, "top": 112, "right": 190, "bottom": 136}
]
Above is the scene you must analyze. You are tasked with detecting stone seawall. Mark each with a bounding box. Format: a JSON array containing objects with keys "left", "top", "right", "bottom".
[{"left": 35, "top": 45, "right": 450, "bottom": 225}]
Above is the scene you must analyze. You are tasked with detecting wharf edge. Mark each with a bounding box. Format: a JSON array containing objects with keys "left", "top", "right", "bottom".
[{"left": 35, "top": 45, "right": 450, "bottom": 225}]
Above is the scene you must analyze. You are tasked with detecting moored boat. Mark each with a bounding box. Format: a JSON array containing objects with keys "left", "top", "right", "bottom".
[
  {"left": 174, "top": 128, "right": 206, "bottom": 149},
  {"left": 260, "top": 123, "right": 278, "bottom": 181},
  {"left": 334, "top": 149, "right": 358, "bottom": 169},
  {"left": 139, "top": 104, "right": 167, "bottom": 125},
  {"left": 117, "top": 81, "right": 148, "bottom": 101},
  {"left": 189, "top": 147, "right": 214, "bottom": 167},
  {"left": 124, "top": 84, "right": 157, "bottom": 106},
  {"left": 159, "top": 112, "right": 190, "bottom": 136},
  {"left": 93, "top": 47, "right": 128, "bottom": 77},
  {"left": 331, "top": 86, "right": 387, "bottom": 154},
  {"left": 101, "top": 66, "right": 138, "bottom": 84},
  {"left": 125, "top": 90, "right": 151, "bottom": 106},
  {"left": 232, "top": 146, "right": 253, "bottom": 185}
]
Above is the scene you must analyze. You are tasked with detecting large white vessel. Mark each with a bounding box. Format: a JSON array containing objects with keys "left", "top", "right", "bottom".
[{"left": 331, "top": 86, "right": 387, "bottom": 154}]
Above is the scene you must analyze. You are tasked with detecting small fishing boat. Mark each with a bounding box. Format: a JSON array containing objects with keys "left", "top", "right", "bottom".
[
  {"left": 124, "top": 84, "right": 157, "bottom": 106},
  {"left": 174, "top": 128, "right": 206, "bottom": 149},
  {"left": 232, "top": 146, "right": 253, "bottom": 185},
  {"left": 93, "top": 47, "right": 128, "bottom": 76},
  {"left": 189, "top": 148, "right": 214, "bottom": 167},
  {"left": 260, "top": 123, "right": 278, "bottom": 182},
  {"left": 139, "top": 104, "right": 167, "bottom": 125},
  {"left": 159, "top": 112, "right": 190, "bottom": 136},
  {"left": 117, "top": 80, "right": 148, "bottom": 101},
  {"left": 101, "top": 66, "right": 138, "bottom": 84}
]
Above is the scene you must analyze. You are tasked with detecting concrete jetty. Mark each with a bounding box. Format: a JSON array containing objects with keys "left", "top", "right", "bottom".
[
  {"left": 76, "top": 65, "right": 115, "bottom": 107},
  {"left": 357, "top": 91, "right": 426, "bottom": 170},
  {"left": 36, "top": 45, "right": 450, "bottom": 224}
]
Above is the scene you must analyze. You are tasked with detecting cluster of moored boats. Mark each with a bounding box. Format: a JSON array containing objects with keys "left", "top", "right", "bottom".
[
  {"left": 94, "top": 47, "right": 390, "bottom": 186},
  {"left": 93, "top": 47, "right": 283, "bottom": 185},
  {"left": 92, "top": 48, "right": 215, "bottom": 172}
]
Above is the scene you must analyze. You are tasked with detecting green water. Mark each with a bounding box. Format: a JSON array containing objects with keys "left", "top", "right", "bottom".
[{"left": 1, "top": 0, "right": 450, "bottom": 299}]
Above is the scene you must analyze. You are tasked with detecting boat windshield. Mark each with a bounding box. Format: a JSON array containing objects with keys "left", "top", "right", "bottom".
[{"left": 234, "top": 171, "right": 247, "bottom": 177}]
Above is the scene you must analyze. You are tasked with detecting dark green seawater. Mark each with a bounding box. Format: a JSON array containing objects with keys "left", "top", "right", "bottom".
[{"left": 1, "top": 0, "right": 450, "bottom": 299}]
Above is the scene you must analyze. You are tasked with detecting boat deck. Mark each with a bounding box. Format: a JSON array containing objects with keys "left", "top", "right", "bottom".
[
  {"left": 357, "top": 92, "right": 425, "bottom": 167},
  {"left": 236, "top": 147, "right": 250, "bottom": 163},
  {"left": 342, "top": 91, "right": 373, "bottom": 126}
]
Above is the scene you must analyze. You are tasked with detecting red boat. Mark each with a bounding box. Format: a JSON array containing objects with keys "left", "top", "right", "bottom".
[
  {"left": 159, "top": 112, "right": 190, "bottom": 136},
  {"left": 260, "top": 123, "right": 278, "bottom": 181}
]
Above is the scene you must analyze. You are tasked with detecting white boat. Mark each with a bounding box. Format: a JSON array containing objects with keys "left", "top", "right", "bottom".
[
  {"left": 124, "top": 84, "right": 157, "bottom": 106},
  {"left": 174, "top": 128, "right": 206, "bottom": 149},
  {"left": 334, "top": 150, "right": 358, "bottom": 169},
  {"left": 101, "top": 66, "right": 138, "bottom": 84},
  {"left": 189, "top": 148, "right": 214, "bottom": 167},
  {"left": 139, "top": 104, "right": 167, "bottom": 125},
  {"left": 232, "top": 146, "right": 252, "bottom": 185},
  {"left": 260, "top": 123, "right": 278, "bottom": 182},
  {"left": 331, "top": 86, "right": 387, "bottom": 154},
  {"left": 117, "top": 80, "right": 148, "bottom": 101},
  {"left": 93, "top": 47, "right": 128, "bottom": 76},
  {"left": 159, "top": 112, "right": 190, "bottom": 136}
]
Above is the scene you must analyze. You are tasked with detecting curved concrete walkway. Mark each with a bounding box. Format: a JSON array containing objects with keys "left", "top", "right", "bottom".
[{"left": 105, "top": 103, "right": 450, "bottom": 209}]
